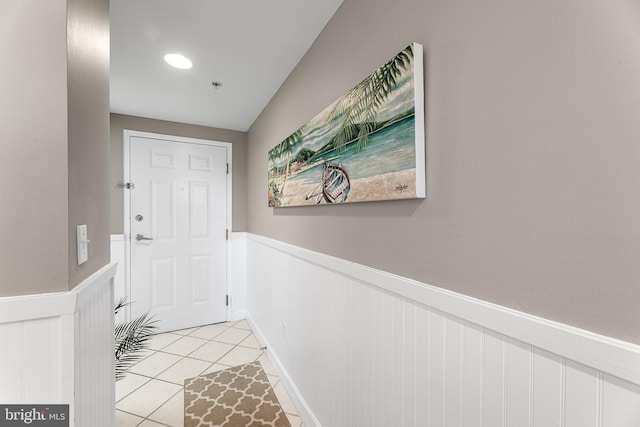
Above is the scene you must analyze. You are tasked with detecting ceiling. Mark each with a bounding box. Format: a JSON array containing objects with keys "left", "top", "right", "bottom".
[{"left": 110, "top": 0, "right": 343, "bottom": 132}]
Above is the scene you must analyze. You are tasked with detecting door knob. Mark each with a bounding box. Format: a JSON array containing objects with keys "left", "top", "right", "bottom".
[{"left": 135, "top": 234, "right": 153, "bottom": 241}]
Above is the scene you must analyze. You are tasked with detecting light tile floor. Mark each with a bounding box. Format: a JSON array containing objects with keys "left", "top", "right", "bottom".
[{"left": 116, "top": 320, "right": 305, "bottom": 427}]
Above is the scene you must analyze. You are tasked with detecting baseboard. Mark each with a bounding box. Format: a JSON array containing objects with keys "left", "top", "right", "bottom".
[{"left": 246, "top": 313, "right": 322, "bottom": 427}]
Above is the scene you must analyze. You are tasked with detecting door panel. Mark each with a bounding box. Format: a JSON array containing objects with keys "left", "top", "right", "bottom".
[
  {"left": 129, "top": 135, "right": 228, "bottom": 333},
  {"left": 151, "top": 181, "right": 175, "bottom": 240},
  {"left": 151, "top": 257, "right": 176, "bottom": 309},
  {"left": 190, "top": 255, "right": 213, "bottom": 303},
  {"left": 190, "top": 182, "right": 210, "bottom": 238}
]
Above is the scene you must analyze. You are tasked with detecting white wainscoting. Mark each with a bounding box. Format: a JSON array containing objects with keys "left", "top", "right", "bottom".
[
  {"left": 73, "top": 264, "right": 116, "bottom": 427},
  {"left": 0, "top": 263, "right": 116, "bottom": 427},
  {"left": 228, "top": 232, "right": 248, "bottom": 321},
  {"left": 246, "top": 234, "right": 640, "bottom": 427},
  {"left": 111, "top": 234, "right": 127, "bottom": 323}
]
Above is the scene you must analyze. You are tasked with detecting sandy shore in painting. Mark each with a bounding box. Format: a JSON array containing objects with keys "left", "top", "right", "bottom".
[{"left": 279, "top": 169, "right": 417, "bottom": 206}]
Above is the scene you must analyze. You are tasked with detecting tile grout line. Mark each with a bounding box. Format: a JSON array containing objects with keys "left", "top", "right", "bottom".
[
  {"left": 117, "top": 320, "right": 300, "bottom": 427},
  {"left": 144, "top": 387, "right": 184, "bottom": 427}
]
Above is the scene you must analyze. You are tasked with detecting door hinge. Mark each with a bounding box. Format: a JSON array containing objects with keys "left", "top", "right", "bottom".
[
  {"left": 226, "top": 229, "right": 229, "bottom": 240},
  {"left": 226, "top": 163, "right": 229, "bottom": 174},
  {"left": 117, "top": 182, "right": 135, "bottom": 189},
  {"left": 226, "top": 295, "right": 229, "bottom": 306}
]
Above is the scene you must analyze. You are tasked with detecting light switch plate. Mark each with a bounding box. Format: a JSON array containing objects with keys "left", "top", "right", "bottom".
[{"left": 77, "top": 225, "right": 88, "bottom": 265}]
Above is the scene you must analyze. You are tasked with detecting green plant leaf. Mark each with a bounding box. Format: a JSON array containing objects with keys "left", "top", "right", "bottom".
[{"left": 114, "top": 299, "right": 158, "bottom": 381}]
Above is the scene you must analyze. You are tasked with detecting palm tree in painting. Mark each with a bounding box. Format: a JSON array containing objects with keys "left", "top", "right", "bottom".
[
  {"left": 325, "top": 44, "right": 414, "bottom": 151},
  {"left": 275, "top": 125, "right": 305, "bottom": 196},
  {"left": 268, "top": 146, "right": 278, "bottom": 177},
  {"left": 267, "top": 147, "right": 280, "bottom": 206}
]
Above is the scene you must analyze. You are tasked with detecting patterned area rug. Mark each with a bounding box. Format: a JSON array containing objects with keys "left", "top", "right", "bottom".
[{"left": 184, "top": 361, "right": 292, "bottom": 427}]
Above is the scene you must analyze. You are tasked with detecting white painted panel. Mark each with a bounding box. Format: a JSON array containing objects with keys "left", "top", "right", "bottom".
[
  {"left": 48, "top": 318, "right": 63, "bottom": 403},
  {"left": 483, "top": 330, "right": 505, "bottom": 427},
  {"left": 228, "top": 232, "right": 248, "bottom": 321},
  {"left": 390, "top": 296, "right": 407, "bottom": 425},
  {"left": 189, "top": 182, "right": 210, "bottom": 238},
  {"left": 445, "top": 316, "right": 463, "bottom": 426},
  {"left": 151, "top": 257, "right": 175, "bottom": 309},
  {"left": 189, "top": 154, "right": 212, "bottom": 171},
  {"left": 110, "top": 234, "right": 126, "bottom": 313},
  {"left": 0, "top": 322, "right": 23, "bottom": 402},
  {"left": 356, "top": 284, "right": 374, "bottom": 427},
  {"left": 22, "top": 319, "right": 53, "bottom": 402},
  {"left": 415, "top": 306, "right": 429, "bottom": 427},
  {"left": 344, "top": 279, "right": 359, "bottom": 427},
  {"left": 341, "top": 278, "right": 353, "bottom": 427},
  {"left": 0, "top": 318, "right": 64, "bottom": 404},
  {"left": 505, "top": 338, "right": 531, "bottom": 427},
  {"left": 371, "top": 290, "right": 383, "bottom": 427},
  {"left": 532, "top": 349, "right": 563, "bottom": 427},
  {"left": 391, "top": 297, "right": 405, "bottom": 426},
  {"left": 564, "top": 360, "right": 598, "bottom": 427},
  {"left": 462, "top": 322, "right": 483, "bottom": 427},
  {"left": 74, "top": 267, "right": 115, "bottom": 427},
  {"left": 190, "top": 255, "right": 212, "bottom": 303},
  {"left": 150, "top": 150, "right": 174, "bottom": 169},
  {"left": 429, "top": 309, "right": 446, "bottom": 427},
  {"left": 151, "top": 181, "right": 174, "bottom": 240},
  {"left": 380, "top": 291, "right": 394, "bottom": 427},
  {"left": 404, "top": 301, "right": 417, "bottom": 427},
  {"left": 601, "top": 374, "right": 640, "bottom": 427}
]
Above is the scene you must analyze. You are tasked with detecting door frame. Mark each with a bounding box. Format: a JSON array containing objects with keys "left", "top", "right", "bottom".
[{"left": 122, "top": 129, "right": 233, "bottom": 323}]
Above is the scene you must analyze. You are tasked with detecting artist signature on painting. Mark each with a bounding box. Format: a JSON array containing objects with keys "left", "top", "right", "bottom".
[{"left": 395, "top": 184, "right": 408, "bottom": 191}]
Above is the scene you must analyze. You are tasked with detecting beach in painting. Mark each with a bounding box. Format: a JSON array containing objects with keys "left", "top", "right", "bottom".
[
  {"left": 282, "top": 169, "right": 417, "bottom": 206},
  {"left": 268, "top": 43, "right": 422, "bottom": 207},
  {"left": 278, "top": 116, "right": 416, "bottom": 205}
]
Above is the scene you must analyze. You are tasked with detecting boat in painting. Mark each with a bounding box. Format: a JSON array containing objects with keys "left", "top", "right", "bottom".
[{"left": 322, "top": 162, "right": 350, "bottom": 203}]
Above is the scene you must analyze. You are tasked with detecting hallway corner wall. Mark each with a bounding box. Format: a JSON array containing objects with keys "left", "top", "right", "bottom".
[{"left": 66, "top": 0, "right": 111, "bottom": 289}]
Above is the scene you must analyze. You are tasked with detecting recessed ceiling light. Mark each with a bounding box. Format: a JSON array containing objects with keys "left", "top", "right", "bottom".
[{"left": 164, "top": 53, "right": 192, "bottom": 69}]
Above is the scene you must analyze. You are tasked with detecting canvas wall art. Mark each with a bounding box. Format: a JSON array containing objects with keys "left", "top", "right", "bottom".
[{"left": 268, "top": 42, "right": 425, "bottom": 207}]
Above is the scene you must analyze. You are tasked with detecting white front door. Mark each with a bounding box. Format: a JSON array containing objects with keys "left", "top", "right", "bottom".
[{"left": 127, "top": 133, "right": 229, "bottom": 333}]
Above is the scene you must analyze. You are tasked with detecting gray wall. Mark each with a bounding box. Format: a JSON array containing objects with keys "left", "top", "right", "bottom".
[
  {"left": 247, "top": 0, "right": 640, "bottom": 343},
  {"left": 110, "top": 113, "right": 248, "bottom": 234},
  {"left": 67, "top": 0, "right": 111, "bottom": 288},
  {"left": 0, "top": 0, "right": 69, "bottom": 295},
  {"left": 0, "top": 0, "right": 110, "bottom": 296}
]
